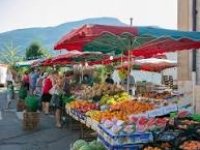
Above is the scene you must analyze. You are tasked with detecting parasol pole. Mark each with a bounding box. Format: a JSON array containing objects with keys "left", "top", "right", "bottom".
[
  {"left": 127, "top": 51, "right": 131, "bottom": 93},
  {"left": 127, "top": 18, "right": 133, "bottom": 94},
  {"left": 79, "top": 63, "right": 83, "bottom": 83}
]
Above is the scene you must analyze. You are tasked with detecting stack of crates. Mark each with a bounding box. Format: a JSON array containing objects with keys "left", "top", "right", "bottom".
[
  {"left": 97, "top": 124, "right": 153, "bottom": 150},
  {"left": 169, "top": 76, "right": 173, "bottom": 89}
]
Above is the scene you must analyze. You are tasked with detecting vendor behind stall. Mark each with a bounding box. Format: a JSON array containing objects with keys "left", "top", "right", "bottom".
[
  {"left": 82, "top": 74, "right": 93, "bottom": 86},
  {"left": 105, "top": 74, "right": 114, "bottom": 84},
  {"left": 63, "top": 71, "right": 73, "bottom": 96}
]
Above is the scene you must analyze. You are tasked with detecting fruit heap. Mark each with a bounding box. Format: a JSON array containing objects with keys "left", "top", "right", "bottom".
[
  {"left": 68, "top": 100, "right": 98, "bottom": 113},
  {"left": 143, "top": 91, "right": 171, "bottom": 99},
  {"left": 87, "top": 100, "right": 154, "bottom": 122},
  {"left": 100, "top": 117, "right": 168, "bottom": 135},
  {"left": 72, "top": 139, "right": 106, "bottom": 150},
  {"left": 80, "top": 83, "right": 124, "bottom": 100},
  {"left": 129, "top": 116, "right": 168, "bottom": 132},
  {"left": 110, "top": 100, "right": 154, "bottom": 114},
  {"left": 179, "top": 140, "right": 200, "bottom": 150},
  {"left": 86, "top": 110, "right": 128, "bottom": 122},
  {"left": 99, "top": 92, "right": 130, "bottom": 105}
]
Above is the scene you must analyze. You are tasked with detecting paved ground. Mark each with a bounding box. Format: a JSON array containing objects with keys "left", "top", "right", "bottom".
[{"left": 0, "top": 90, "right": 80, "bottom": 150}]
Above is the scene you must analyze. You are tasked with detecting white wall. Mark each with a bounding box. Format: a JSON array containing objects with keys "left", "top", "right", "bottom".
[{"left": 0, "top": 66, "right": 7, "bottom": 84}]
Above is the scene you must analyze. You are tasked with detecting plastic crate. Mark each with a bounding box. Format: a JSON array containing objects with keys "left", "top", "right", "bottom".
[
  {"left": 86, "top": 117, "right": 92, "bottom": 127},
  {"left": 98, "top": 135, "right": 143, "bottom": 150},
  {"left": 71, "top": 109, "right": 86, "bottom": 121},
  {"left": 91, "top": 119, "right": 99, "bottom": 130},
  {"left": 98, "top": 124, "right": 153, "bottom": 145}
]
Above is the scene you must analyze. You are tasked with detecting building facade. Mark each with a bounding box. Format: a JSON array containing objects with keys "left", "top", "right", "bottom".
[{"left": 178, "top": 0, "right": 200, "bottom": 113}]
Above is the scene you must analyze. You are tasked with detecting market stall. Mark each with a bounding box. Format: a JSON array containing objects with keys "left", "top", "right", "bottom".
[
  {"left": 48, "top": 24, "right": 200, "bottom": 149},
  {"left": 65, "top": 83, "right": 200, "bottom": 150}
]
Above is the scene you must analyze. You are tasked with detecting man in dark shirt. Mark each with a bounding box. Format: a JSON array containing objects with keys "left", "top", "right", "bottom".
[
  {"left": 105, "top": 74, "right": 114, "bottom": 84},
  {"left": 63, "top": 71, "right": 73, "bottom": 96}
]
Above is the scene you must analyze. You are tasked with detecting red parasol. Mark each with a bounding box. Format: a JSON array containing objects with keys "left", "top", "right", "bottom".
[
  {"left": 54, "top": 24, "right": 200, "bottom": 58},
  {"left": 129, "top": 37, "right": 200, "bottom": 58},
  {"left": 37, "top": 51, "right": 110, "bottom": 66},
  {"left": 116, "top": 58, "right": 177, "bottom": 72},
  {"left": 54, "top": 24, "right": 137, "bottom": 51}
]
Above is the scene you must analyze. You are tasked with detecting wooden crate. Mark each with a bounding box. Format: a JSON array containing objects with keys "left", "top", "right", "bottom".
[{"left": 23, "top": 112, "right": 39, "bottom": 130}]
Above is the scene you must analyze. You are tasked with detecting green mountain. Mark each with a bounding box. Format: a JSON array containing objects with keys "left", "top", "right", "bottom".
[{"left": 0, "top": 17, "right": 126, "bottom": 55}]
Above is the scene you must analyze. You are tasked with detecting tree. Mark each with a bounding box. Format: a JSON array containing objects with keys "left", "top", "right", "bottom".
[
  {"left": 25, "top": 42, "right": 44, "bottom": 60},
  {"left": 25, "top": 42, "right": 52, "bottom": 60},
  {"left": 0, "top": 42, "right": 22, "bottom": 65}
]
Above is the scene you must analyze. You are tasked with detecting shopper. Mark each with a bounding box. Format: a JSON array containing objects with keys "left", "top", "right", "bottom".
[
  {"left": 29, "top": 69, "right": 40, "bottom": 94},
  {"left": 41, "top": 72, "right": 53, "bottom": 115},
  {"left": 51, "top": 73, "right": 63, "bottom": 128},
  {"left": 22, "top": 71, "right": 29, "bottom": 90},
  {"left": 34, "top": 72, "right": 47, "bottom": 96},
  {"left": 105, "top": 74, "right": 114, "bottom": 84}
]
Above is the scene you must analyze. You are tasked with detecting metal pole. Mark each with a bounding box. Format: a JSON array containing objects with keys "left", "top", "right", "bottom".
[
  {"left": 130, "top": 17, "right": 133, "bottom": 26},
  {"left": 127, "top": 17, "right": 133, "bottom": 94}
]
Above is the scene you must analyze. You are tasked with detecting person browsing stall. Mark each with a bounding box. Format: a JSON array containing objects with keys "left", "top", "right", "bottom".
[
  {"left": 82, "top": 74, "right": 93, "bottom": 86},
  {"left": 105, "top": 74, "right": 114, "bottom": 84}
]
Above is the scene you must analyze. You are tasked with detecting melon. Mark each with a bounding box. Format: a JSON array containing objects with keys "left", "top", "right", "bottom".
[
  {"left": 89, "top": 140, "right": 106, "bottom": 150},
  {"left": 78, "top": 144, "right": 92, "bottom": 150},
  {"left": 72, "top": 139, "right": 87, "bottom": 150}
]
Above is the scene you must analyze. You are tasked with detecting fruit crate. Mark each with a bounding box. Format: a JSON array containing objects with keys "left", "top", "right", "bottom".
[
  {"left": 23, "top": 112, "right": 39, "bottom": 130},
  {"left": 70, "top": 109, "right": 79, "bottom": 121},
  {"left": 86, "top": 117, "right": 92, "bottom": 127},
  {"left": 91, "top": 118, "right": 99, "bottom": 131},
  {"left": 98, "top": 135, "right": 143, "bottom": 150},
  {"left": 70, "top": 109, "right": 87, "bottom": 121},
  {"left": 98, "top": 124, "right": 153, "bottom": 145},
  {"left": 65, "top": 105, "right": 71, "bottom": 114}
]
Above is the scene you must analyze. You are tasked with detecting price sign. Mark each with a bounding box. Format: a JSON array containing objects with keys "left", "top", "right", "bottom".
[
  {"left": 130, "top": 113, "right": 149, "bottom": 118},
  {"left": 163, "top": 104, "right": 178, "bottom": 114},
  {"left": 148, "top": 108, "right": 164, "bottom": 118}
]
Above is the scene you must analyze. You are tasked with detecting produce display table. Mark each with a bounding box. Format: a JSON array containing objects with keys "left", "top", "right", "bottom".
[
  {"left": 66, "top": 106, "right": 98, "bottom": 140},
  {"left": 65, "top": 83, "right": 194, "bottom": 149},
  {"left": 98, "top": 124, "right": 153, "bottom": 145}
]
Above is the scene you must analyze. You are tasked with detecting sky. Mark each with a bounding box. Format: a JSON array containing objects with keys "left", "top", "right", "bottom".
[{"left": 0, "top": 0, "right": 177, "bottom": 33}]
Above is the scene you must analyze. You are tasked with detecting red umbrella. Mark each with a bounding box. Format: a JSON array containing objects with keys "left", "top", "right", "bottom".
[
  {"left": 39, "top": 51, "right": 110, "bottom": 66},
  {"left": 54, "top": 24, "right": 200, "bottom": 58},
  {"left": 116, "top": 58, "right": 177, "bottom": 72},
  {"left": 41, "top": 58, "right": 53, "bottom": 66},
  {"left": 51, "top": 51, "right": 83, "bottom": 65},
  {"left": 129, "top": 37, "right": 200, "bottom": 58},
  {"left": 88, "top": 53, "right": 167, "bottom": 66},
  {"left": 54, "top": 24, "right": 137, "bottom": 51}
]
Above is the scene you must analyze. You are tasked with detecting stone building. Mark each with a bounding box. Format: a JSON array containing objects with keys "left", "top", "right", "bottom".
[{"left": 178, "top": 0, "right": 200, "bottom": 112}]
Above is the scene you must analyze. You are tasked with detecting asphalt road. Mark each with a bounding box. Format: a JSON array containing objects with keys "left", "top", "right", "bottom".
[{"left": 0, "top": 90, "right": 80, "bottom": 150}]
